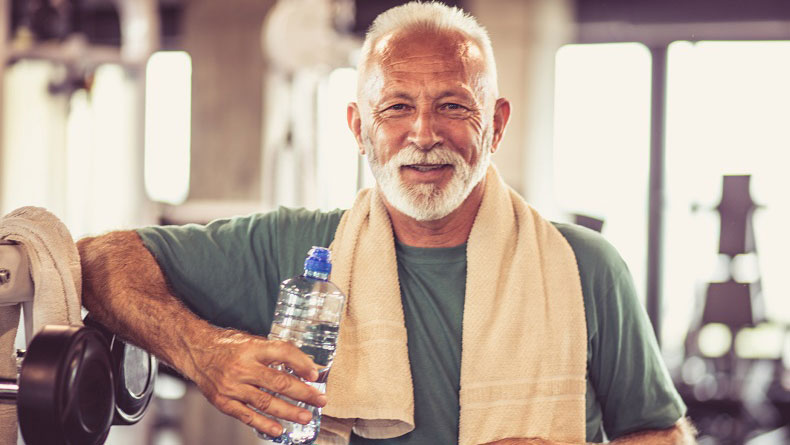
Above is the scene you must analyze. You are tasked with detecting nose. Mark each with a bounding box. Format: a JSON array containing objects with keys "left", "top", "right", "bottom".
[{"left": 407, "top": 108, "right": 442, "bottom": 151}]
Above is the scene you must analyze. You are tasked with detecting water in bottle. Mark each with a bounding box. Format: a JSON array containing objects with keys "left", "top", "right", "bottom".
[{"left": 258, "top": 246, "right": 345, "bottom": 444}]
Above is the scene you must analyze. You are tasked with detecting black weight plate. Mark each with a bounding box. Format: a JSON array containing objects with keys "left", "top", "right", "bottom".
[
  {"left": 83, "top": 314, "right": 158, "bottom": 424},
  {"left": 112, "top": 340, "right": 157, "bottom": 424},
  {"left": 18, "top": 325, "right": 115, "bottom": 445}
]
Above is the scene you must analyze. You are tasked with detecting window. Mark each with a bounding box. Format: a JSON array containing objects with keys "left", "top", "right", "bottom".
[
  {"left": 2, "top": 61, "right": 64, "bottom": 216},
  {"left": 553, "top": 43, "right": 653, "bottom": 304},
  {"left": 144, "top": 51, "right": 192, "bottom": 205},
  {"left": 662, "top": 40, "right": 790, "bottom": 355},
  {"left": 2, "top": 61, "right": 146, "bottom": 238},
  {"left": 316, "top": 67, "right": 361, "bottom": 210}
]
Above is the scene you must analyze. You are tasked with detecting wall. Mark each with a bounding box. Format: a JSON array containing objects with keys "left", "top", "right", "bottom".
[
  {"left": 181, "top": 0, "right": 575, "bottom": 209},
  {"left": 466, "top": 0, "right": 574, "bottom": 218},
  {"left": 181, "top": 0, "right": 276, "bottom": 201}
]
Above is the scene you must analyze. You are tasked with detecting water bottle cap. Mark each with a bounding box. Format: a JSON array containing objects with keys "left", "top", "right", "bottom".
[{"left": 304, "top": 246, "right": 332, "bottom": 275}]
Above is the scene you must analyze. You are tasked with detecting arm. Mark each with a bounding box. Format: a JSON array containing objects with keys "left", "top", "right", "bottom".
[
  {"left": 484, "top": 417, "right": 697, "bottom": 444},
  {"left": 603, "top": 418, "right": 697, "bottom": 444},
  {"left": 519, "top": 225, "right": 693, "bottom": 445},
  {"left": 78, "top": 230, "right": 326, "bottom": 437}
]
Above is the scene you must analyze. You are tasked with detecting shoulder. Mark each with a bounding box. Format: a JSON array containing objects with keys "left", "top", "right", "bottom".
[
  {"left": 264, "top": 207, "right": 346, "bottom": 246},
  {"left": 136, "top": 207, "right": 347, "bottom": 259},
  {"left": 550, "top": 222, "right": 637, "bottom": 344},
  {"left": 253, "top": 207, "right": 347, "bottom": 279},
  {"left": 190, "top": 206, "right": 346, "bottom": 238},
  {"left": 269, "top": 206, "right": 346, "bottom": 231},
  {"left": 551, "top": 222, "right": 629, "bottom": 279}
]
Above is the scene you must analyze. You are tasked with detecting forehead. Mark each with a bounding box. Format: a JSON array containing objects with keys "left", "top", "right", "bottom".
[
  {"left": 363, "top": 29, "right": 487, "bottom": 99},
  {"left": 377, "top": 29, "right": 482, "bottom": 68}
]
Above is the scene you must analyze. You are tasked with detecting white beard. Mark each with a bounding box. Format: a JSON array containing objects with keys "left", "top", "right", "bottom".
[{"left": 365, "top": 131, "right": 492, "bottom": 221}]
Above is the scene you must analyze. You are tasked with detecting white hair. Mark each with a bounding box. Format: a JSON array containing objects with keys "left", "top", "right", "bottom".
[{"left": 357, "top": 1, "right": 498, "bottom": 96}]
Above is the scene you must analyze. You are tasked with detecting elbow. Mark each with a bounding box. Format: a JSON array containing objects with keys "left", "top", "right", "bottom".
[
  {"left": 673, "top": 418, "right": 698, "bottom": 445},
  {"left": 77, "top": 230, "right": 141, "bottom": 312},
  {"left": 612, "top": 417, "right": 698, "bottom": 444}
]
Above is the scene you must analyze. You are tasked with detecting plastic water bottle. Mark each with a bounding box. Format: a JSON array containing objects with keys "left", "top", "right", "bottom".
[{"left": 258, "top": 246, "right": 345, "bottom": 444}]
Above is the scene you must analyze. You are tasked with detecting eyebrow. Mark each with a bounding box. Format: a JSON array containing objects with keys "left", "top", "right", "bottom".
[
  {"left": 435, "top": 90, "right": 473, "bottom": 101},
  {"left": 382, "top": 92, "right": 414, "bottom": 101},
  {"left": 380, "top": 89, "right": 474, "bottom": 103}
]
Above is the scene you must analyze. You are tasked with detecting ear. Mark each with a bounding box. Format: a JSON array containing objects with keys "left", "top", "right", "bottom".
[
  {"left": 490, "top": 98, "right": 511, "bottom": 153},
  {"left": 347, "top": 102, "right": 366, "bottom": 155}
]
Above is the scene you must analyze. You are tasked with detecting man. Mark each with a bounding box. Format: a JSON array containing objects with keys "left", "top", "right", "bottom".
[{"left": 78, "top": 2, "right": 695, "bottom": 444}]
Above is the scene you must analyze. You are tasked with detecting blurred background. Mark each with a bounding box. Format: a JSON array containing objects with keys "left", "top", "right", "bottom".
[{"left": 1, "top": 0, "right": 789, "bottom": 443}]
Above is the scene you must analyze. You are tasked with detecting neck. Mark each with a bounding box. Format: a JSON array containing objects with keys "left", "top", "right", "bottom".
[{"left": 382, "top": 179, "right": 486, "bottom": 248}]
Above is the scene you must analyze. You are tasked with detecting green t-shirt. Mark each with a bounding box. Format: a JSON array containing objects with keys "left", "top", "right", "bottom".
[{"left": 137, "top": 207, "right": 686, "bottom": 443}]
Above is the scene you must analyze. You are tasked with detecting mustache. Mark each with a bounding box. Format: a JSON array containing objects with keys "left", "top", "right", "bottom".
[{"left": 386, "top": 145, "right": 464, "bottom": 167}]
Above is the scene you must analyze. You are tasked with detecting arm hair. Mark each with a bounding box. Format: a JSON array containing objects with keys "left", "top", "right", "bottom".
[{"left": 78, "top": 230, "right": 219, "bottom": 377}]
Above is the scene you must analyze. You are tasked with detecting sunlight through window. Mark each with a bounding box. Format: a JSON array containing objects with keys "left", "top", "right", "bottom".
[
  {"left": 145, "top": 51, "right": 192, "bottom": 205},
  {"left": 554, "top": 43, "right": 652, "bottom": 305},
  {"left": 663, "top": 41, "right": 790, "bottom": 354},
  {"left": 316, "top": 67, "right": 360, "bottom": 210}
]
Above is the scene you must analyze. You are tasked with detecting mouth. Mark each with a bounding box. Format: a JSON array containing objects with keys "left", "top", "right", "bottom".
[{"left": 403, "top": 163, "right": 452, "bottom": 172}]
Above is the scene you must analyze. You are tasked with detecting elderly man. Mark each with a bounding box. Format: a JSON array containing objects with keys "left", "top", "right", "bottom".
[{"left": 79, "top": 2, "right": 694, "bottom": 444}]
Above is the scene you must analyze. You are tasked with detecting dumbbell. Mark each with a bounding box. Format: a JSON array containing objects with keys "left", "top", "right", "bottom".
[
  {"left": 0, "top": 322, "right": 158, "bottom": 444},
  {"left": 83, "top": 314, "right": 158, "bottom": 425},
  {"left": 0, "top": 325, "right": 115, "bottom": 445},
  {"left": 0, "top": 242, "right": 157, "bottom": 442}
]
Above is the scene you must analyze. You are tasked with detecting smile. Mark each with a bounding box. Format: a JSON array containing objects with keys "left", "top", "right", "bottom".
[{"left": 404, "top": 164, "right": 451, "bottom": 172}]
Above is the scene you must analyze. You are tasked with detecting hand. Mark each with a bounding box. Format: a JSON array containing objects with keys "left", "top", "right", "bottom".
[{"left": 187, "top": 329, "right": 327, "bottom": 437}]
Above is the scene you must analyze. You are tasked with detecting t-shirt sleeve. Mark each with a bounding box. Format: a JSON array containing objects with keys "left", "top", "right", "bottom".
[
  {"left": 135, "top": 207, "right": 344, "bottom": 336},
  {"left": 556, "top": 223, "right": 687, "bottom": 440}
]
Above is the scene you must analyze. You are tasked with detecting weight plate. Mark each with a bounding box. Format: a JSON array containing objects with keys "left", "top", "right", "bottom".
[
  {"left": 112, "top": 340, "right": 158, "bottom": 424},
  {"left": 83, "top": 314, "right": 158, "bottom": 425},
  {"left": 18, "top": 325, "right": 115, "bottom": 445}
]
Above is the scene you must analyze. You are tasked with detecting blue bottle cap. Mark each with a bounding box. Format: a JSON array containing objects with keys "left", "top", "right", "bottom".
[{"left": 304, "top": 246, "right": 332, "bottom": 275}]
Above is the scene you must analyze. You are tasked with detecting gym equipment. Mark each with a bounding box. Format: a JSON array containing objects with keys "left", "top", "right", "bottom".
[
  {"left": 0, "top": 239, "right": 158, "bottom": 443},
  {"left": 572, "top": 213, "right": 605, "bottom": 233},
  {"left": 0, "top": 320, "right": 157, "bottom": 444},
  {"left": 0, "top": 325, "right": 115, "bottom": 445},
  {"left": 677, "top": 175, "right": 790, "bottom": 444},
  {"left": 84, "top": 315, "right": 158, "bottom": 425}
]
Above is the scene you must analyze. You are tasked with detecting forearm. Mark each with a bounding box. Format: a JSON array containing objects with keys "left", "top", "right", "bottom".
[
  {"left": 485, "top": 418, "right": 697, "bottom": 445},
  {"left": 607, "top": 418, "right": 697, "bottom": 445},
  {"left": 79, "top": 230, "right": 327, "bottom": 435},
  {"left": 78, "top": 230, "right": 218, "bottom": 378}
]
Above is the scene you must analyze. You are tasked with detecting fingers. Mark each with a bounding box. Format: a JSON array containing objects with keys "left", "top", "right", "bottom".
[
  {"left": 237, "top": 384, "right": 314, "bottom": 425},
  {"left": 215, "top": 382, "right": 321, "bottom": 438},
  {"left": 214, "top": 396, "right": 284, "bottom": 437},
  {"left": 257, "top": 340, "right": 321, "bottom": 381},
  {"left": 240, "top": 362, "right": 327, "bottom": 408},
  {"left": 193, "top": 331, "right": 330, "bottom": 434}
]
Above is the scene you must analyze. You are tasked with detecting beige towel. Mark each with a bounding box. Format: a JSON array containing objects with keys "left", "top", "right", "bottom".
[
  {"left": 0, "top": 207, "right": 83, "bottom": 445},
  {"left": 321, "top": 166, "right": 587, "bottom": 445}
]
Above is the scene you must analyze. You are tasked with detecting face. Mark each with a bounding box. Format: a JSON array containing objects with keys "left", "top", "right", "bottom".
[{"left": 349, "top": 30, "right": 509, "bottom": 221}]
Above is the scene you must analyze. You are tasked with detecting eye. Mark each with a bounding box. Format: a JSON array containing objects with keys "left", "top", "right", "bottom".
[
  {"left": 440, "top": 103, "right": 467, "bottom": 111},
  {"left": 378, "top": 103, "right": 411, "bottom": 117}
]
